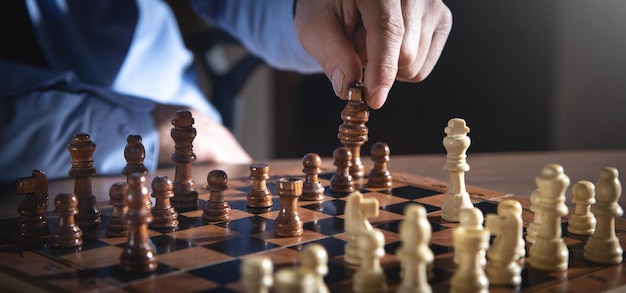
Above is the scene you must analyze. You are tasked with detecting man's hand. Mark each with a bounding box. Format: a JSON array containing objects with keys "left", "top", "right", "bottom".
[{"left": 294, "top": 0, "right": 452, "bottom": 109}]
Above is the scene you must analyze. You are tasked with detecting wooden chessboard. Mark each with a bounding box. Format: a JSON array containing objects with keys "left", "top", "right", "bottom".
[{"left": 0, "top": 170, "right": 625, "bottom": 292}]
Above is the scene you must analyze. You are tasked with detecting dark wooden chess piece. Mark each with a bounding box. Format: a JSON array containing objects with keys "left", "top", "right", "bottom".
[
  {"left": 122, "top": 134, "right": 151, "bottom": 210},
  {"left": 150, "top": 176, "right": 179, "bottom": 230},
  {"left": 203, "top": 170, "right": 231, "bottom": 222},
  {"left": 338, "top": 83, "right": 369, "bottom": 180},
  {"left": 120, "top": 173, "right": 158, "bottom": 273},
  {"left": 170, "top": 110, "right": 199, "bottom": 212},
  {"left": 301, "top": 153, "right": 325, "bottom": 201},
  {"left": 67, "top": 133, "right": 101, "bottom": 228},
  {"left": 274, "top": 177, "right": 303, "bottom": 237},
  {"left": 330, "top": 147, "right": 355, "bottom": 194},
  {"left": 106, "top": 182, "right": 129, "bottom": 237},
  {"left": 247, "top": 163, "right": 273, "bottom": 208},
  {"left": 15, "top": 170, "right": 49, "bottom": 237},
  {"left": 368, "top": 142, "right": 393, "bottom": 188},
  {"left": 51, "top": 193, "right": 83, "bottom": 248}
]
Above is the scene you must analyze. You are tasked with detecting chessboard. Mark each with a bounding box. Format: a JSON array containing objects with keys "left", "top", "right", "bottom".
[{"left": 0, "top": 169, "right": 625, "bottom": 293}]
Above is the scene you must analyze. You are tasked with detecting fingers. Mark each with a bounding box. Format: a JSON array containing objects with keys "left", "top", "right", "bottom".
[{"left": 294, "top": 0, "right": 363, "bottom": 99}]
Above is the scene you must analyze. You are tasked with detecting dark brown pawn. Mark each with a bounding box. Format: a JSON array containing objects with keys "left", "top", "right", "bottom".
[
  {"left": 247, "top": 163, "right": 273, "bottom": 208},
  {"left": 122, "top": 134, "right": 151, "bottom": 210},
  {"left": 51, "top": 193, "right": 83, "bottom": 248},
  {"left": 274, "top": 177, "right": 303, "bottom": 237},
  {"left": 330, "top": 147, "right": 355, "bottom": 194},
  {"left": 106, "top": 182, "right": 129, "bottom": 237},
  {"left": 203, "top": 170, "right": 231, "bottom": 222},
  {"left": 170, "top": 110, "right": 199, "bottom": 211},
  {"left": 367, "top": 142, "right": 393, "bottom": 188},
  {"left": 120, "top": 174, "right": 158, "bottom": 273},
  {"left": 150, "top": 176, "right": 179, "bottom": 230},
  {"left": 67, "top": 133, "right": 101, "bottom": 228},
  {"left": 300, "top": 153, "right": 325, "bottom": 201},
  {"left": 338, "top": 83, "right": 369, "bottom": 180},
  {"left": 15, "top": 170, "right": 49, "bottom": 237}
]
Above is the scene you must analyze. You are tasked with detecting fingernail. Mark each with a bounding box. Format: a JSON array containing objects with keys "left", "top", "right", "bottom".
[
  {"left": 331, "top": 69, "right": 345, "bottom": 98},
  {"left": 369, "top": 87, "right": 389, "bottom": 109}
]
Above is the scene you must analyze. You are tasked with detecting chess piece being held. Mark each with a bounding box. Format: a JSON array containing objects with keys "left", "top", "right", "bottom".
[
  {"left": 338, "top": 82, "right": 369, "bottom": 180},
  {"left": 441, "top": 118, "right": 473, "bottom": 222}
]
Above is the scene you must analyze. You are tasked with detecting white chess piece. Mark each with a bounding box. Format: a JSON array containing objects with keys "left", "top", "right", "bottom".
[
  {"left": 352, "top": 228, "right": 387, "bottom": 293},
  {"left": 525, "top": 189, "right": 542, "bottom": 245},
  {"left": 241, "top": 256, "right": 273, "bottom": 293},
  {"left": 529, "top": 164, "right": 569, "bottom": 271},
  {"left": 441, "top": 118, "right": 474, "bottom": 222},
  {"left": 450, "top": 208, "right": 489, "bottom": 293},
  {"left": 584, "top": 167, "right": 623, "bottom": 265},
  {"left": 299, "top": 244, "right": 329, "bottom": 293},
  {"left": 485, "top": 200, "right": 524, "bottom": 286},
  {"left": 568, "top": 180, "right": 597, "bottom": 235},
  {"left": 396, "top": 204, "right": 433, "bottom": 293},
  {"left": 274, "top": 267, "right": 317, "bottom": 293},
  {"left": 344, "top": 191, "right": 379, "bottom": 266}
]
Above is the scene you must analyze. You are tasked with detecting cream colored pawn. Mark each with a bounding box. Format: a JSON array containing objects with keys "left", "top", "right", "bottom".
[
  {"left": 396, "top": 204, "right": 434, "bottom": 293},
  {"left": 353, "top": 228, "right": 387, "bottom": 293},
  {"left": 240, "top": 256, "right": 273, "bottom": 293},
  {"left": 299, "top": 244, "right": 329, "bottom": 293},
  {"left": 567, "top": 181, "right": 596, "bottom": 235},
  {"left": 450, "top": 208, "right": 489, "bottom": 293}
]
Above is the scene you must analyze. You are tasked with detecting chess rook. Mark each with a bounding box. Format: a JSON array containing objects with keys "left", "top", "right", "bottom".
[
  {"left": 51, "top": 193, "right": 83, "bottom": 248},
  {"left": 396, "top": 204, "right": 433, "bottom": 293},
  {"left": 67, "top": 133, "right": 101, "bottom": 228},
  {"left": 529, "top": 164, "right": 569, "bottom": 271},
  {"left": 106, "top": 182, "right": 129, "bottom": 237},
  {"left": 122, "top": 134, "right": 151, "bottom": 210},
  {"left": 568, "top": 180, "right": 597, "bottom": 235},
  {"left": 485, "top": 200, "right": 524, "bottom": 286},
  {"left": 330, "top": 147, "right": 355, "bottom": 194},
  {"left": 344, "top": 191, "right": 379, "bottom": 266},
  {"left": 15, "top": 170, "right": 49, "bottom": 237},
  {"left": 274, "top": 177, "right": 303, "bottom": 237},
  {"left": 338, "top": 83, "right": 369, "bottom": 180},
  {"left": 584, "top": 167, "right": 623, "bottom": 265},
  {"left": 450, "top": 208, "right": 489, "bottom": 293},
  {"left": 441, "top": 118, "right": 473, "bottom": 222},
  {"left": 367, "top": 142, "right": 392, "bottom": 188},
  {"left": 150, "top": 176, "right": 179, "bottom": 230},
  {"left": 247, "top": 163, "right": 273, "bottom": 208},
  {"left": 170, "top": 110, "right": 199, "bottom": 211},
  {"left": 203, "top": 170, "right": 231, "bottom": 222},
  {"left": 301, "top": 153, "right": 325, "bottom": 201}
]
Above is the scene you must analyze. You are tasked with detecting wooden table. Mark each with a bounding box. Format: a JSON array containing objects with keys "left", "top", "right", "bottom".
[{"left": 2, "top": 149, "right": 626, "bottom": 220}]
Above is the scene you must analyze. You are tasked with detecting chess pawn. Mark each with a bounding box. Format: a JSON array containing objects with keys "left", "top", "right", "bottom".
[
  {"left": 240, "top": 256, "right": 273, "bottom": 293},
  {"left": 338, "top": 83, "right": 369, "bottom": 180},
  {"left": 450, "top": 208, "right": 489, "bottom": 293},
  {"left": 367, "top": 142, "right": 392, "bottom": 188},
  {"left": 150, "top": 176, "right": 179, "bottom": 230},
  {"left": 396, "top": 204, "right": 433, "bottom": 293},
  {"left": 567, "top": 180, "right": 597, "bottom": 235},
  {"left": 15, "top": 170, "right": 49, "bottom": 237},
  {"left": 274, "top": 177, "right": 303, "bottom": 237},
  {"left": 529, "top": 164, "right": 569, "bottom": 271},
  {"left": 122, "top": 134, "right": 151, "bottom": 210},
  {"left": 67, "top": 133, "right": 101, "bottom": 228},
  {"left": 485, "top": 200, "right": 524, "bottom": 287},
  {"left": 120, "top": 173, "right": 158, "bottom": 273},
  {"left": 352, "top": 228, "right": 387, "bottom": 293},
  {"left": 441, "top": 118, "right": 473, "bottom": 222},
  {"left": 584, "top": 167, "right": 623, "bottom": 265},
  {"left": 51, "top": 193, "right": 83, "bottom": 248},
  {"left": 525, "top": 189, "right": 542, "bottom": 245},
  {"left": 170, "top": 110, "right": 199, "bottom": 211},
  {"left": 203, "top": 170, "right": 231, "bottom": 222},
  {"left": 106, "top": 182, "right": 129, "bottom": 237},
  {"left": 299, "top": 244, "right": 329, "bottom": 293},
  {"left": 330, "top": 147, "right": 355, "bottom": 194},
  {"left": 300, "top": 153, "right": 325, "bottom": 201},
  {"left": 247, "top": 163, "right": 273, "bottom": 208},
  {"left": 274, "top": 267, "right": 317, "bottom": 293},
  {"left": 344, "top": 192, "right": 379, "bottom": 266}
]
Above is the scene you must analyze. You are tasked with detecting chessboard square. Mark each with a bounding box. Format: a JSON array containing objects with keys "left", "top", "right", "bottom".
[
  {"left": 258, "top": 207, "right": 333, "bottom": 224},
  {"left": 288, "top": 237, "right": 347, "bottom": 258},
  {"left": 60, "top": 245, "right": 123, "bottom": 269},
  {"left": 303, "top": 217, "right": 345, "bottom": 236},
  {"left": 94, "top": 262, "right": 177, "bottom": 284},
  {"left": 361, "top": 191, "right": 408, "bottom": 207},
  {"left": 385, "top": 185, "right": 441, "bottom": 200},
  {"left": 0, "top": 250, "right": 77, "bottom": 277},
  {"left": 43, "top": 236, "right": 110, "bottom": 256},
  {"left": 158, "top": 246, "right": 234, "bottom": 270},
  {"left": 368, "top": 209, "right": 405, "bottom": 226},
  {"left": 253, "top": 230, "right": 327, "bottom": 246},
  {"left": 215, "top": 216, "right": 275, "bottom": 235},
  {"left": 519, "top": 267, "right": 560, "bottom": 290},
  {"left": 188, "top": 258, "right": 241, "bottom": 285},
  {"left": 243, "top": 246, "right": 301, "bottom": 271},
  {"left": 148, "top": 234, "right": 195, "bottom": 254},
  {"left": 301, "top": 200, "right": 346, "bottom": 216},
  {"left": 381, "top": 201, "right": 441, "bottom": 216},
  {"left": 125, "top": 272, "right": 220, "bottom": 292},
  {"left": 202, "top": 236, "right": 278, "bottom": 257},
  {"left": 169, "top": 224, "right": 241, "bottom": 246},
  {"left": 430, "top": 229, "right": 454, "bottom": 247},
  {"left": 473, "top": 200, "right": 499, "bottom": 215},
  {"left": 175, "top": 213, "right": 205, "bottom": 230}
]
